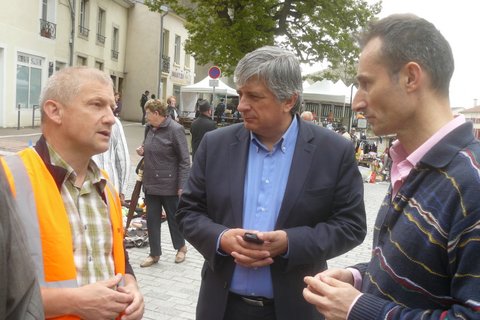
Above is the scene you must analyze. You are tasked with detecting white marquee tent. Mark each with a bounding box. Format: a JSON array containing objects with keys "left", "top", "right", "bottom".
[
  {"left": 303, "top": 79, "right": 352, "bottom": 105},
  {"left": 180, "top": 76, "right": 238, "bottom": 113}
]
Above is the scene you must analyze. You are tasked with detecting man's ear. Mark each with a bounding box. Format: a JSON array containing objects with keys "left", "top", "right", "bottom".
[
  {"left": 42, "top": 100, "right": 63, "bottom": 124},
  {"left": 403, "top": 62, "right": 422, "bottom": 93},
  {"left": 283, "top": 93, "right": 298, "bottom": 113}
]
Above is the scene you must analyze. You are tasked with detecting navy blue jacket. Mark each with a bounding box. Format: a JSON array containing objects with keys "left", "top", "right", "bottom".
[{"left": 177, "top": 116, "right": 366, "bottom": 320}]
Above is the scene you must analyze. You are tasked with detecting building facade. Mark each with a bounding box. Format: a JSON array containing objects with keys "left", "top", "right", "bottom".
[
  {"left": 122, "top": 3, "right": 195, "bottom": 121},
  {"left": 0, "top": 0, "right": 195, "bottom": 127}
]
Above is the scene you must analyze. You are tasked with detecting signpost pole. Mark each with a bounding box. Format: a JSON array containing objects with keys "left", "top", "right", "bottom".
[
  {"left": 212, "top": 85, "right": 216, "bottom": 120},
  {"left": 208, "top": 66, "right": 222, "bottom": 121}
]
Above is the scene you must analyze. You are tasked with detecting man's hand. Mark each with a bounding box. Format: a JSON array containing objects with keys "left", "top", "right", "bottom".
[
  {"left": 303, "top": 273, "right": 362, "bottom": 320},
  {"left": 119, "top": 193, "right": 126, "bottom": 205},
  {"left": 260, "top": 230, "right": 288, "bottom": 258},
  {"left": 117, "top": 274, "right": 144, "bottom": 320},
  {"left": 42, "top": 274, "right": 135, "bottom": 320},
  {"left": 220, "top": 228, "right": 272, "bottom": 268},
  {"left": 75, "top": 274, "right": 133, "bottom": 320},
  {"left": 318, "top": 268, "right": 355, "bottom": 285}
]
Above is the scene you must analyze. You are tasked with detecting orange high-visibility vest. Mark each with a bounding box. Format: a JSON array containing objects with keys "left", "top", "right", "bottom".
[{"left": 1, "top": 148, "right": 125, "bottom": 320}]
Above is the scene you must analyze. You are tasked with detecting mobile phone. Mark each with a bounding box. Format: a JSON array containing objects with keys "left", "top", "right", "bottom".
[{"left": 243, "top": 232, "right": 264, "bottom": 244}]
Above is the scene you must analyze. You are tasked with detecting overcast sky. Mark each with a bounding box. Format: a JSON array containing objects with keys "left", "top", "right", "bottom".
[{"left": 302, "top": 1, "right": 480, "bottom": 108}]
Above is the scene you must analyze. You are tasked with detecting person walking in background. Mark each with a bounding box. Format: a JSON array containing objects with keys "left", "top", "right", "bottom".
[
  {"left": 92, "top": 102, "right": 131, "bottom": 205},
  {"left": 136, "top": 99, "right": 190, "bottom": 267},
  {"left": 113, "top": 92, "right": 122, "bottom": 117},
  {"left": 167, "top": 96, "right": 179, "bottom": 121},
  {"left": 0, "top": 166, "right": 44, "bottom": 320},
  {"left": 140, "top": 90, "right": 149, "bottom": 125},
  {"left": 1, "top": 66, "right": 144, "bottom": 319},
  {"left": 303, "top": 14, "right": 480, "bottom": 320},
  {"left": 338, "top": 126, "right": 351, "bottom": 141},
  {"left": 190, "top": 99, "right": 216, "bottom": 160},
  {"left": 214, "top": 98, "right": 226, "bottom": 123},
  {"left": 176, "top": 46, "right": 366, "bottom": 320}
]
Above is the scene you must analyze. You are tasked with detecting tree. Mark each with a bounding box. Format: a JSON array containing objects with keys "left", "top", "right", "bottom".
[{"left": 146, "top": 0, "right": 381, "bottom": 76}]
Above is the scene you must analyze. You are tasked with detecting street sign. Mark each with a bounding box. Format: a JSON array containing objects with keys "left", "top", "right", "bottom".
[
  {"left": 209, "top": 79, "right": 219, "bottom": 87},
  {"left": 208, "top": 66, "right": 221, "bottom": 79}
]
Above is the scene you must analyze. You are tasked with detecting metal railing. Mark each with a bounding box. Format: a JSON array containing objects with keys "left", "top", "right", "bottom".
[
  {"left": 162, "top": 55, "right": 170, "bottom": 73},
  {"left": 40, "top": 19, "right": 56, "bottom": 39},
  {"left": 96, "top": 33, "right": 106, "bottom": 44},
  {"left": 79, "top": 25, "right": 89, "bottom": 37}
]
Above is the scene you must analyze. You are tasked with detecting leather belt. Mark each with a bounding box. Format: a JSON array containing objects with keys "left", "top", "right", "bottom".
[{"left": 230, "top": 292, "right": 274, "bottom": 307}]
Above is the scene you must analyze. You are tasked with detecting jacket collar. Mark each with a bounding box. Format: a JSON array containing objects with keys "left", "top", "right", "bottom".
[
  {"left": 34, "top": 135, "right": 68, "bottom": 191},
  {"left": 420, "top": 122, "right": 475, "bottom": 168}
]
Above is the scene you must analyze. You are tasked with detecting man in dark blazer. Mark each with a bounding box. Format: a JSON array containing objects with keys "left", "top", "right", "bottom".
[
  {"left": 176, "top": 46, "right": 366, "bottom": 320},
  {"left": 190, "top": 99, "right": 216, "bottom": 160}
]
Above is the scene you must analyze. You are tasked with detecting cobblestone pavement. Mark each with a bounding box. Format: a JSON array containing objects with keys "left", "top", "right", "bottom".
[{"left": 0, "top": 122, "right": 389, "bottom": 320}]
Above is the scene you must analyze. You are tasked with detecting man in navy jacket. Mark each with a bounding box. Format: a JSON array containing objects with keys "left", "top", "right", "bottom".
[{"left": 176, "top": 46, "right": 366, "bottom": 320}]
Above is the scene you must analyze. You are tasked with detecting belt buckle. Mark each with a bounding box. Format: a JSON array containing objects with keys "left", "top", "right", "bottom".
[{"left": 241, "top": 297, "right": 265, "bottom": 307}]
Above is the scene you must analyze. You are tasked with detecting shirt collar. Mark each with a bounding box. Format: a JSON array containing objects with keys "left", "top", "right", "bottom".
[
  {"left": 408, "top": 114, "right": 465, "bottom": 166},
  {"left": 250, "top": 116, "right": 298, "bottom": 153},
  {"left": 47, "top": 142, "right": 106, "bottom": 191}
]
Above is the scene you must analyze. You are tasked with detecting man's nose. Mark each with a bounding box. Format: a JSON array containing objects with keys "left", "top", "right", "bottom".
[
  {"left": 104, "top": 107, "right": 116, "bottom": 124},
  {"left": 236, "top": 97, "right": 249, "bottom": 112},
  {"left": 352, "top": 92, "right": 365, "bottom": 112}
]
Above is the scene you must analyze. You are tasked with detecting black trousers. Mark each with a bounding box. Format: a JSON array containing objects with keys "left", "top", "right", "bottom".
[
  {"left": 145, "top": 194, "right": 185, "bottom": 256},
  {"left": 223, "top": 293, "right": 276, "bottom": 320}
]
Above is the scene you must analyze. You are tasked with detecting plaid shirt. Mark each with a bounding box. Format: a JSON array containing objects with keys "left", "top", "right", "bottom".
[{"left": 48, "top": 144, "right": 115, "bottom": 286}]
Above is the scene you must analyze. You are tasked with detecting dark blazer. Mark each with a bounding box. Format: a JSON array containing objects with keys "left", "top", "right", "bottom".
[
  {"left": 176, "top": 116, "right": 366, "bottom": 320},
  {"left": 190, "top": 114, "right": 216, "bottom": 160}
]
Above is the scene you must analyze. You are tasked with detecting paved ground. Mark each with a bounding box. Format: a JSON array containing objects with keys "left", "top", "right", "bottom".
[{"left": 0, "top": 121, "right": 389, "bottom": 319}]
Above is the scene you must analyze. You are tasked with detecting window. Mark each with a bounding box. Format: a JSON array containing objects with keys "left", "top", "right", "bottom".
[
  {"left": 95, "top": 60, "right": 104, "bottom": 70},
  {"left": 79, "top": 0, "right": 90, "bottom": 37},
  {"left": 40, "top": 0, "right": 56, "bottom": 39},
  {"left": 77, "top": 55, "right": 87, "bottom": 66},
  {"left": 162, "top": 29, "right": 169, "bottom": 56},
  {"left": 185, "top": 53, "right": 191, "bottom": 69},
  {"left": 111, "top": 27, "right": 119, "bottom": 60},
  {"left": 42, "top": 0, "right": 48, "bottom": 21},
  {"left": 97, "top": 8, "right": 106, "bottom": 44},
  {"left": 174, "top": 35, "right": 181, "bottom": 64},
  {"left": 16, "top": 53, "right": 43, "bottom": 109},
  {"left": 55, "top": 61, "right": 66, "bottom": 72}
]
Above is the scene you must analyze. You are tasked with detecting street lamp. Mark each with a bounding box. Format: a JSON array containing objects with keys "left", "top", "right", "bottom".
[{"left": 157, "top": 5, "right": 169, "bottom": 99}]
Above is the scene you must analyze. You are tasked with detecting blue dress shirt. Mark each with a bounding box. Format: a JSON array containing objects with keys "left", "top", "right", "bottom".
[{"left": 230, "top": 116, "right": 298, "bottom": 298}]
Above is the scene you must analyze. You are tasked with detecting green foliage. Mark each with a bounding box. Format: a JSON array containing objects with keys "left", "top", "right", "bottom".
[{"left": 146, "top": 0, "right": 381, "bottom": 76}]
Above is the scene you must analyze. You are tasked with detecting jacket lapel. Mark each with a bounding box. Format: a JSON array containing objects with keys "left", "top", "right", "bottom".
[
  {"left": 275, "top": 121, "right": 316, "bottom": 228},
  {"left": 228, "top": 127, "right": 250, "bottom": 227}
]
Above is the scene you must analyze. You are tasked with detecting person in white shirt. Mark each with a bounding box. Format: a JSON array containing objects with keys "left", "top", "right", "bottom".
[{"left": 93, "top": 101, "right": 131, "bottom": 203}]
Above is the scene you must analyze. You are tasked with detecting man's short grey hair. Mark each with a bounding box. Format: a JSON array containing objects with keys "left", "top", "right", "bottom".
[
  {"left": 234, "top": 46, "right": 303, "bottom": 114},
  {"left": 39, "top": 67, "right": 113, "bottom": 118}
]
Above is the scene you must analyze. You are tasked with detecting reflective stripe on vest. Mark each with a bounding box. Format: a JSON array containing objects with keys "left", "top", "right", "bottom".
[
  {"left": 3, "top": 154, "right": 78, "bottom": 289},
  {"left": 2, "top": 150, "right": 125, "bottom": 285}
]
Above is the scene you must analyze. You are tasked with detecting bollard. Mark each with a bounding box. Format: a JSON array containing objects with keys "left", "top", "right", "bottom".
[
  {"left": 32, "top": 105, "right": 39, "bottom": 128},
  {"left": 17, "top": 105, "right": 21, "bottom": 130}
]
